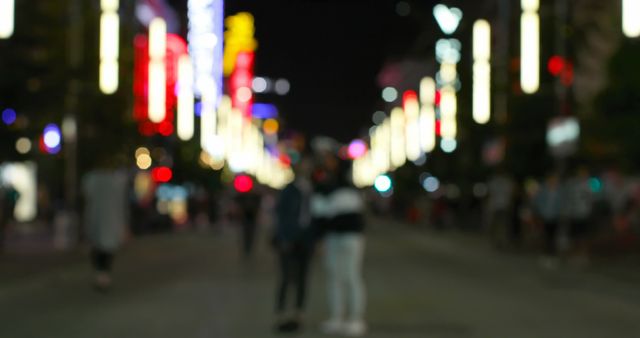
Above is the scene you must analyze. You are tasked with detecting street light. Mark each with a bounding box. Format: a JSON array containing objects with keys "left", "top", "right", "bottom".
[
  {"left": 0, "top": 0, "right": 14, "bottom": 39},
  {"left": 99, "top": 0, "right": 119, "bottom": 94},
  {"left": 521, "top": 0, "right": 540, "bottom": 94},
  {"left": 473, "top": 19, "right": 491, "bottom": 124},
  {"left": 623, "top": 0, "right": 640, "bottom": 38}
]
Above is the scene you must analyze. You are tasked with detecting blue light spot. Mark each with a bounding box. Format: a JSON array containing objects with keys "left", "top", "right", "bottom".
[{"left": 2, "top": 108, "right": 17, "bottom": 125}]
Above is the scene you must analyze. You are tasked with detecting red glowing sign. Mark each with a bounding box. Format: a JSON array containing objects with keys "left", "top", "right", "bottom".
[
  {"left": 133, "top": 33, "right": 188, "bottom": 136},
  {"left": 152, "top": 166, "right": 173, "bottom": 183},
  {"left": 229, "top": 51, "right": 255, "bottom": 118},
  {"left": 234, "top": 174, "right": 254, "bottom": 193}
]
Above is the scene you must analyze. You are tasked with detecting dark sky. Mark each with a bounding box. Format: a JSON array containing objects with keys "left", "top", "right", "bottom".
[{"left": 222, "top": 0, "right": 434, "bottom": 142}]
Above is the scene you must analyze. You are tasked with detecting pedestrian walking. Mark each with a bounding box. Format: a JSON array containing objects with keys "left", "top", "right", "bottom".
[
  {"left": 82, "top": 161, "right": 129, "bottom": 291},
  {"left": 272, "top": 157, "right": 316, "bottom": 333},
  {"left": 313, "top": 155, "right": 367, "bottom": 337}
]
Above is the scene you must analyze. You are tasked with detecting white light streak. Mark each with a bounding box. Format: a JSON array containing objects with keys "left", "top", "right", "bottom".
[
  {"left": 0, "top": 0, "right": 15, "bottom": 39},
  {"left": 177, "top": 55, "right": 195, "bottom": 141},
  {"left": 99, "top": 0, "right": 120, "bottom": 94},
  {"left": 188, "top": 0, "right": 224, "bottom": 104},
  {"left": 148, "top": 18, "right": 167, "bottom": 123},
  {"left": 473, "top": 19, "right": 491, "bottom": 124},
  {"left": 623, "top": 0, "right": 640, "bottom": 38},
  {"left": 521, "top": 0, "right": 539, "bottom": 94}
]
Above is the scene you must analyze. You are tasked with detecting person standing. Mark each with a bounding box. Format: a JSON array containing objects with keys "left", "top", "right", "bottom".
[
  {"left": 235, "top": 187, "right": 262, "bottom": 260},
  {"left": 566, "top": 167, "right": 594, "bottom": 265},
  {"left": 272, "top": 158, "right": 316, "bottom": 333},
  {"left": 315, "top": 156, "right": 367, "bottom": 337},
  {"left": 82, "top": 162, "right": 129, "bottom": 291},
  {"left": 533, "top": 173, "right": 564, "bottom": 268},
  {"left": 0, "top": 183, "right": 19, "bottom": 252}
]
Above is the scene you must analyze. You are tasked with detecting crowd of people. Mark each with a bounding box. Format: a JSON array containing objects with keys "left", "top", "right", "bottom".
[{"left": 484, "top": 167, "right": 640, "bottom": 266}]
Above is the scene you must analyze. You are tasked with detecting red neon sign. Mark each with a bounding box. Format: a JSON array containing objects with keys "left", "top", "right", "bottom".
[
  {"left": 133, "top": 33, "right": 188, "bottom": 136},
  {"left": 229, "top": 51, "right": 255, "bottom": 118}
]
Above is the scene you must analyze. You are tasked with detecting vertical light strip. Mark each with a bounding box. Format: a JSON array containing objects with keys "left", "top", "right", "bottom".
[
  {"left": 99, "top": 0, "right": 119, "bottom": 94},
  {"left": 419, "top": 77, "right": 436, "bottom": 152},
  {"left": 623, "top": 0, "right": 640, "bottom": 38},
  {"left": 148, "top": 18, "right": 167, "bottom": 123},
  {"left": 390, "top": 107, "right": 406, "bottom": 168},
  {"left": 473, "top": 19, "right": 491, "bottom": 124},
  {"left": 177, "top": 55, "right": 194, "bottom": 141},
  {"left": 188, "top": 0, "right": 224, "bottom": 107},
  {"left": 403, "top": 92, "right": 421, "bottom": 162},
  {"left": 440, "top": 86, "right": 457, "bottom": 139},
  {"left": 0, "top": 0, "right": 15, "bottom": 39},
  {"left": 521, "top": 0, "right": 540, "bottom": 94}
]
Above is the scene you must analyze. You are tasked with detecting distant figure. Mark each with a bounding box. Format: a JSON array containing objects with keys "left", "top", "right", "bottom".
[
  {"left": 487, "top": 172, "right": 514, "bottom": 249},
  {"left": 314, "top": 155, "right": 367, "bottom": 337},
  {"left": 82, "top": 164, "right": 129, "bottom": 291},
  {"left": 272, "top": 158, "right": 316, "bottom": 333},
  {"left": 565, "top": 167, "right": 594, "bottom": 264},
  {"left": 0, "top": 183, "right": 19, "bottom": 251},
  {"left": 235, "top": 187, "right": 262, "bottom": 259},
  {"left": 533, "top": 173, "right": 563, "bottom": 268}
]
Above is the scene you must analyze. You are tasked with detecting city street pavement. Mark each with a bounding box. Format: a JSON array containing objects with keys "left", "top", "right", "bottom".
[{"left": 2, "top": 217, "right": 640, "bottom": 338}]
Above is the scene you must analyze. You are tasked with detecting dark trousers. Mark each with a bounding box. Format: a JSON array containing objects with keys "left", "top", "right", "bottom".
[
  {"left": 544, "top": 221, "right": 559, "bottom": 255},
  {"left": 276, "top": 244, "right": 312, "bottom": 314},
  {"left": 91, "top": 249, "right": 114, "bottom": 272},
  {"left": 242, "top": 221, "right": 257, "bottom": 258}
]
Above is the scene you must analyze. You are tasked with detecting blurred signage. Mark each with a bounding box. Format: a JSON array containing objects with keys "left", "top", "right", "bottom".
[
  {"left": 252, "top": 103, "right": 278, "bottom": 119},
  {"left": 547, "top": 117, "right": 579, "bottom": 158},
  {"left": 230, "top": 51, "right": 255, "bottom": 117},
  {"left": 223, "top": 12, "right": 257, "bottom": 76},
  {"left": 188, "top": 0, "right": 224, "bottom": 102},
  {"left": 133, "top": 33, "right": 188, "bottom": 135}
]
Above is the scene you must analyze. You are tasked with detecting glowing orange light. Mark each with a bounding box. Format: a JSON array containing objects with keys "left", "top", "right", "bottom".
[{"left": 263, "top": 119, "right": 279, "bottom": 135}]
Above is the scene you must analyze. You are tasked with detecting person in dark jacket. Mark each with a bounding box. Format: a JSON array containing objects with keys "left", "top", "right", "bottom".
[
  {"left": 314, "top": 155, "right": 367, "bottom": 337},
  {"left": 273, "top": 157, "right": 316, "bottom": 333}
]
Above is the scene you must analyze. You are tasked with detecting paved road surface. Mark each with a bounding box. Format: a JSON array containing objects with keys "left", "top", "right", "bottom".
[{"left": 1, "top": 218, "right": 640, "bottom": 338}]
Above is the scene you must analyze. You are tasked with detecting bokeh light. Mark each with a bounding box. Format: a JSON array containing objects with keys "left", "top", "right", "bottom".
[
  {"left": 152, "top": 166, "right": 173, "bottom": 183},
  {"left": 43, "top": 124, "right": 62, "bottom": 150},
  {"left": 234, "top": 174, "right": 254, "bottom": 193},
  {"left": 15, "top": 138, "right": 31, "bottom": 154},
  {"left": 348, "top": 139, "right": 367, "bottom": 159},
  {"left": 374, "top": 174, "right": 392, "bottom": 193},
  {"left": 274, "top": 78, "right": 290, "bottom": 95},
  {"left": 2, "top": 108, "right": 16, "bottom": 125},
  {"left": 382, "top": 87, "right": 398, "bottom": 102}
]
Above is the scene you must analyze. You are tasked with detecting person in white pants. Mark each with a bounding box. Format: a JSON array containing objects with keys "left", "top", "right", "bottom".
[
  {"left": 312, "top": 155, "right": 367, "bottom": 336},
  {"left": 324, "top": 232, "right": 366, "bottom": 336}
]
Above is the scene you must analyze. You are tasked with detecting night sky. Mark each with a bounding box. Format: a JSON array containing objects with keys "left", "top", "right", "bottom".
[{"left": 221, "top": 0, "right": 438, "bottom": 142}]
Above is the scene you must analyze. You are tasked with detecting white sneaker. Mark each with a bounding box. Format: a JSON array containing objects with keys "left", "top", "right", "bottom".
[
  {"left": 342, "top": 321, "right": 367, "bottom": 337},
  {"left": 321, "top": 319, "right": 344, "bottom": 335}
]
